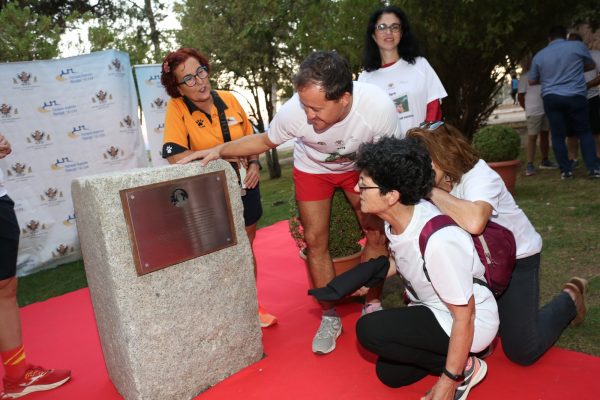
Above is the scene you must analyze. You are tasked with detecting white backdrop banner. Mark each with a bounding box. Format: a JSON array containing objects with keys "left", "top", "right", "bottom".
[
  {"left": 133, "top": 64, "right": 169, "bottom": 167},
  {"left": 0, "top": 49, "right": 148, "bottom": 276}
]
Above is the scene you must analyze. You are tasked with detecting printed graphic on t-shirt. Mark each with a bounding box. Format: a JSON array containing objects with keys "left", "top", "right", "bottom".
[
  {"left": 324, "top": 151, "right": 356, "bottom": 163},
  {"left": 393, "top": 95, "right": 409, "bottom": 114}
]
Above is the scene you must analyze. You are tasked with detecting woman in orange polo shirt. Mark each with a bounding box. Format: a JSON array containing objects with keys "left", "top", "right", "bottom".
[{"left": 160, "top": 48, "right": 276, "bottom": 327}]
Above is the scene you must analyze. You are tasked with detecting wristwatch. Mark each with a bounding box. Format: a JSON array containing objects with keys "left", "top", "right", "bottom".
[{"left": 442, "top": 367, "right": 464, "bottom": 382}]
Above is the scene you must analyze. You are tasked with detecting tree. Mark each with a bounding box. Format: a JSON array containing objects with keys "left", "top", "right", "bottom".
[
  {"left": 399, "top": 0, "right": 599, "bottom": 138},
  {"left": 0, "top": 3, "right": 63, "bottom": 61},
  {"left": 176, "top": 1, "right": 309, "bottom": 178}
]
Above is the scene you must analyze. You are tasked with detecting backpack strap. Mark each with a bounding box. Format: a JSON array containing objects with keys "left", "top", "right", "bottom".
[{"left": 418, "top": 215, "right": 457, "bottom": 282}]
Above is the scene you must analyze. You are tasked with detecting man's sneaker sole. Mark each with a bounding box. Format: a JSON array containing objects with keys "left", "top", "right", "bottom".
[
  {"left": 1, "top": 376, "right": 71, "bottom": 399},
  {"left": 455, "top": 358, "right": 487, "bottom": 400}
]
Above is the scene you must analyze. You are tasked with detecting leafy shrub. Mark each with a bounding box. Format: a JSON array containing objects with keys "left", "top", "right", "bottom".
[
  {"left": 472, "top": 124, "right": 520, "bottom": 162},
  {"left": 289, "top": 188, "right": 363, "bottom": 258}
]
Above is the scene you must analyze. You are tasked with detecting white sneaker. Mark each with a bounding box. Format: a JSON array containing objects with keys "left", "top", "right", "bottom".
[
  {"left": 312, "top": 315, "right": 342, "bottom": 354},
  {"left": 454, "top": 357, "right": 487, "bottom": 400}
]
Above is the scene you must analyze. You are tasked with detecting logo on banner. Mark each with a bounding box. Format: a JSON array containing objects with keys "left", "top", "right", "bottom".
[
  {"left": 104, "top": 145, "right": 124, "bottom": 160},
  {"left": 56, "top": 67, "right": 93, "bottom": 83},
  {"left": 154, "top": 122, "right": 164, "bottom": 134},
  {"left": 67, "top": 124, "right": 106, "bottom": 141},
  {"left": 150, "top": 97, "right": 166, "bottom": 110},
  {"left": 63, "top": 213, "right": 76, "bottom": 227},
  {"left": 91, "top": 90, "right": 115, "bottom": 109},
  {"left": 52, "top": 243, "right": 75, "bottom": 258},
  {"left": 21, "top": 220, "right": 48, "bottom": 238},
  {"left": 5, "top": 162, "right": 33, "bottom": 182},
  {"left": 0, "top": 103, "right": 19, "bottom": 121},
  {"left": 144, "top": 73, "right": 163, "bottom": 88},
  {"left": 50, "top": 155, "right": 90, "bottom": 173},
  {"left": 12, "top": 71, "right": 39, "bottom": 90},
  {"left": 25, "top": 130, "right": 53, "bottom": 149},
  {"left": 40, "top": 187, "right": 65, "bottom": 207},
  {"left": 120, "top": 115, "right": 136, "bottom": 128},
  {"left": 37, "top": 100, "right": 77, "bottom": 116},
  {"left": 109, "top": 58, "right": 124, "bottom": 72}
]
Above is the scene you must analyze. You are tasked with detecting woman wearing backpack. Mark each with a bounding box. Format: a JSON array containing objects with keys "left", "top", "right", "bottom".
[{"left": 407, "top": 122, "right": 587, "bottom": 366}]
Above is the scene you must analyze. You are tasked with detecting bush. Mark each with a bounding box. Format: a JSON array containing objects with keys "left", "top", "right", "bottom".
[
  {"left": 472, "top": 124, "right": 521, "bottom": 162},
  {"left": 289, "top": 188, "right": 363, "bottom": 259}
]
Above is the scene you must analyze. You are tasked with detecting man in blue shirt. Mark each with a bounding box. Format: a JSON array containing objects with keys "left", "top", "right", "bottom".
[{"left": 529, "top": 26, "right": 599, "bottom": 179}]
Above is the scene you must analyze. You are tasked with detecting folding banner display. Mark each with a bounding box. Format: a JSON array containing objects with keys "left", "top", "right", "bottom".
[
  {"left": 133, "top": 64, "right": 170, "bottom": 167},
  {"left": 0, "top": 49, "right": 148, "bottom": 276}
]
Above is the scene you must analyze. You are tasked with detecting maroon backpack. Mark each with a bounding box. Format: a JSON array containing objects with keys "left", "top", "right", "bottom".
[{"left": 418, "top": 214, "right": 517, "bottom": 297}]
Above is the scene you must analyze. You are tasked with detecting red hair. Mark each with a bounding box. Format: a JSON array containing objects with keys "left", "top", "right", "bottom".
[{"left": 160, "top": 48, "right": 210, "bottom": 98}]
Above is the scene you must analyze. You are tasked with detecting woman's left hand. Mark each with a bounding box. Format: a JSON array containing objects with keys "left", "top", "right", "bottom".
[
  {"left": 244, "top": 161, "right": 260, "bottom": 189},
  {"left": 420, "top": 376, "right": 457, "bottom": 400}
]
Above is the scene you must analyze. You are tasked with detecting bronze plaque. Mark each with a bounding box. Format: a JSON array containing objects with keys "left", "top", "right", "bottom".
[{"left": 120, "top": 170, "right": 237, "bottom": 276}]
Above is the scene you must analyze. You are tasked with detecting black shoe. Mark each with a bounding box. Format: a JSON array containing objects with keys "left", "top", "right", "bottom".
[
  {"left": 589, "top": 170, "right": 600, "bottom": 179},
  {"left": 561, "top": 171, "right": 573, "bottom": 179}
]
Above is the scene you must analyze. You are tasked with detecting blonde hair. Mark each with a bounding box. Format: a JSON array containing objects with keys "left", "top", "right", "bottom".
[{"left": 406, "top": 123, "right": 479, "bottom": 184}]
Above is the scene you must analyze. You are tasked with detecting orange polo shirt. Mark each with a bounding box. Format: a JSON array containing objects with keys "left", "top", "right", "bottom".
[{"left": 162, "top": 90, "right": 253, "bottom": 156}]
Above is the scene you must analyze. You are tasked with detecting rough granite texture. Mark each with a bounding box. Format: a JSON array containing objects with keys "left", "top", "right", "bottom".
[{"left": 71, "top": 161, "right": 263, "bottom": 400}]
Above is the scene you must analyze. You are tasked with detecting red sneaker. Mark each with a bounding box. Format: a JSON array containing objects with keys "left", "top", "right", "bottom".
[{"left": 1, "top": 366, "right": 71, "bottom": 399}]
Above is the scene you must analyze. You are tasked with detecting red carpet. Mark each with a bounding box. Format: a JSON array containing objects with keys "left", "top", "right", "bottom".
[{"left": 7, "top": 221, "right": 600, "bottom": 399}]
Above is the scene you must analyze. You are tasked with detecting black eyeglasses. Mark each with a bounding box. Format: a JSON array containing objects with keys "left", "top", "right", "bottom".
[
  {"left": 357, "top": 184, "right": 380, "bottom": 192},
  {"left": 375, "top": 23, "right": 401, "bottom": 33},
  {"left": 419, "top": 121, "right": 445, "bottom": 130},
  {"left": 177, "top": 66, "right": 209, "bottom": 87}
]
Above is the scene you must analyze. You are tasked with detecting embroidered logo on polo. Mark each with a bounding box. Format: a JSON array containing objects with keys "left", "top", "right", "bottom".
[{"left": 196, "top": 119, "right": 205, "bottom": 128}]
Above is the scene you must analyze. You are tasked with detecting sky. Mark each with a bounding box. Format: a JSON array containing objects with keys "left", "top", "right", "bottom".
[{"left": 59, "top": 0, "right": 181, "bottom": 58}]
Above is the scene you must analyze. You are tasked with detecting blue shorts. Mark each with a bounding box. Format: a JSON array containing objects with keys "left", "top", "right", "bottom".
[{"left": 0, "top": 195, "right": 20, "bottom": 280}]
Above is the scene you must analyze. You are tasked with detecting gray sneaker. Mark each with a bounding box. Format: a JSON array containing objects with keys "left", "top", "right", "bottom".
[
  {"left": 312, "top": 315, "right": 342, "bottom": 354},
  {"left": 454, "top": 357, "right": 487, "bottom": 400}
]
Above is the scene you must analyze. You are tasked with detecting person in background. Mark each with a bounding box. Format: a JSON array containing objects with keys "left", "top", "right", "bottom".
[
  {"left": 529, "top": 25, "right": 599, "bottom": 179},
  {"left": 359, "top": 5, "right": 447, "bottom": 136},
  {"left": 0, "top": 134, "right": 71, "bottom": 399},
  {"left": 407, "top": 122, "right": 587, "bottom": 366},
  {"left": 511, "top": 75, "right": 519, "bottom": 105},
  {"left": 517, "top": 59, "right": 558, "bottom": 176},
  {"left": 354, "top": 136, "right": 498, "bottom": 400},
  {"left": 566, "top": 32, "right": 600, "bottom": 166},
  {"left": 160, "top": 48, "right": 277, "bottom": 328},
  {"left": 176, "top": 51, "right": 400, "bottom": 355}
]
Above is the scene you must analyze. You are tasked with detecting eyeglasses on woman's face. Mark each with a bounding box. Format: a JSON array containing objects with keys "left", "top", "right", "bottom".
[
  {"left": 357, "top": 184, "right": 380, "bottom": 192},
  {"left": 375, "top": 23, "right": 401, "bottom": 34},
  {"left": 177, "top": 66, "right": 209, "bottom": 87}
]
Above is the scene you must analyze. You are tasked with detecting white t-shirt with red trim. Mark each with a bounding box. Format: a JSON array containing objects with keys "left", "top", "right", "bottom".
[
  {"left": 267, "top": 82, "right": 401, "bottom": 174},
  {"left": 358, "top": 57, "right": 447, "bottom": 135}
]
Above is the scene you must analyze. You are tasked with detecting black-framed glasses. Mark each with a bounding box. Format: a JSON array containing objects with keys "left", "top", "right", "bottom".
[
  {"left": 177, "top": 66, "right": 209, "bottom": 87},
  {"left": 375, "top": 23, "right": 401, "bottom": 33},
  {"left": 419, "top": 121, "right": 445, "bottom": 130},
  {"left": 357, "top": 184, "right": 380, "bottom": 192}
]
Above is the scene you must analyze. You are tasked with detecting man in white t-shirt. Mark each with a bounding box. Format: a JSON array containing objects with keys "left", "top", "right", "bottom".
[
  {"left": 179, "top": 51, "right": 401, "bottom": 355},
  {"left": 517, "top": 72, "right": 557, "bottom": 176}
]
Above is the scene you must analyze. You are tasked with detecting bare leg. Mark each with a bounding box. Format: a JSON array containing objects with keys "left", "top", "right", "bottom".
[
  {"left": 566, "top": 136, "right": 579, "bottom": 162},
  {"left": 344, "top": 190, "right": 388, "bottom": 304},
  {"left": 0, "top": 277, "right": 22, "bottom": 352},
  {"left": 527, "top": 134, "right": 537, "bottom": 164},
  {"left": 297, "top": 198, "right": 335, "bottom": 310},
  {"left": 539, "top": 131, "right": 550, "bottom": 160}
]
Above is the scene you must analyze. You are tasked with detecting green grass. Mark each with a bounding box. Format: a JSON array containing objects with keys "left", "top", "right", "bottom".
[{"left": 16, "top": 147, "right": 600, "bottom": 356}]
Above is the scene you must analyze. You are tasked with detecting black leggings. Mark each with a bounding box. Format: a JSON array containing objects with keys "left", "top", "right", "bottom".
[
  {"left": 0, "top": 195, "right": 20, "bottom": 280},
  {"left": 356, "top": 305, "right": 449, "bottom": 388}
]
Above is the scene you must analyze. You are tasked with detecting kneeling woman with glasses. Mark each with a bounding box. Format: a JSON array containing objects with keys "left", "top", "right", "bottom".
[
  {"left": 359, "top": 6, "right": 447, "bottom": 136},
  {"left": 160, "top": 48, "right": 276, "bottom": 328},
  {"left": 355, "top": 136, "right": 498, "bottom": 400}
]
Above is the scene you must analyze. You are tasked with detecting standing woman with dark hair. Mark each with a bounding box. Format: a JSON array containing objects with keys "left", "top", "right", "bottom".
[
  {"left": 160, "top": 48, "right": 277, "bottom": 328},
  {"left": 359, "top": 6, "right": 447, "bottom": 135}
]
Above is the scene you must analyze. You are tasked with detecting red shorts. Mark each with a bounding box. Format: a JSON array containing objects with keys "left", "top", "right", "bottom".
[{"left": 293, "top": 167, "right": 359, "bottom": 201}]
